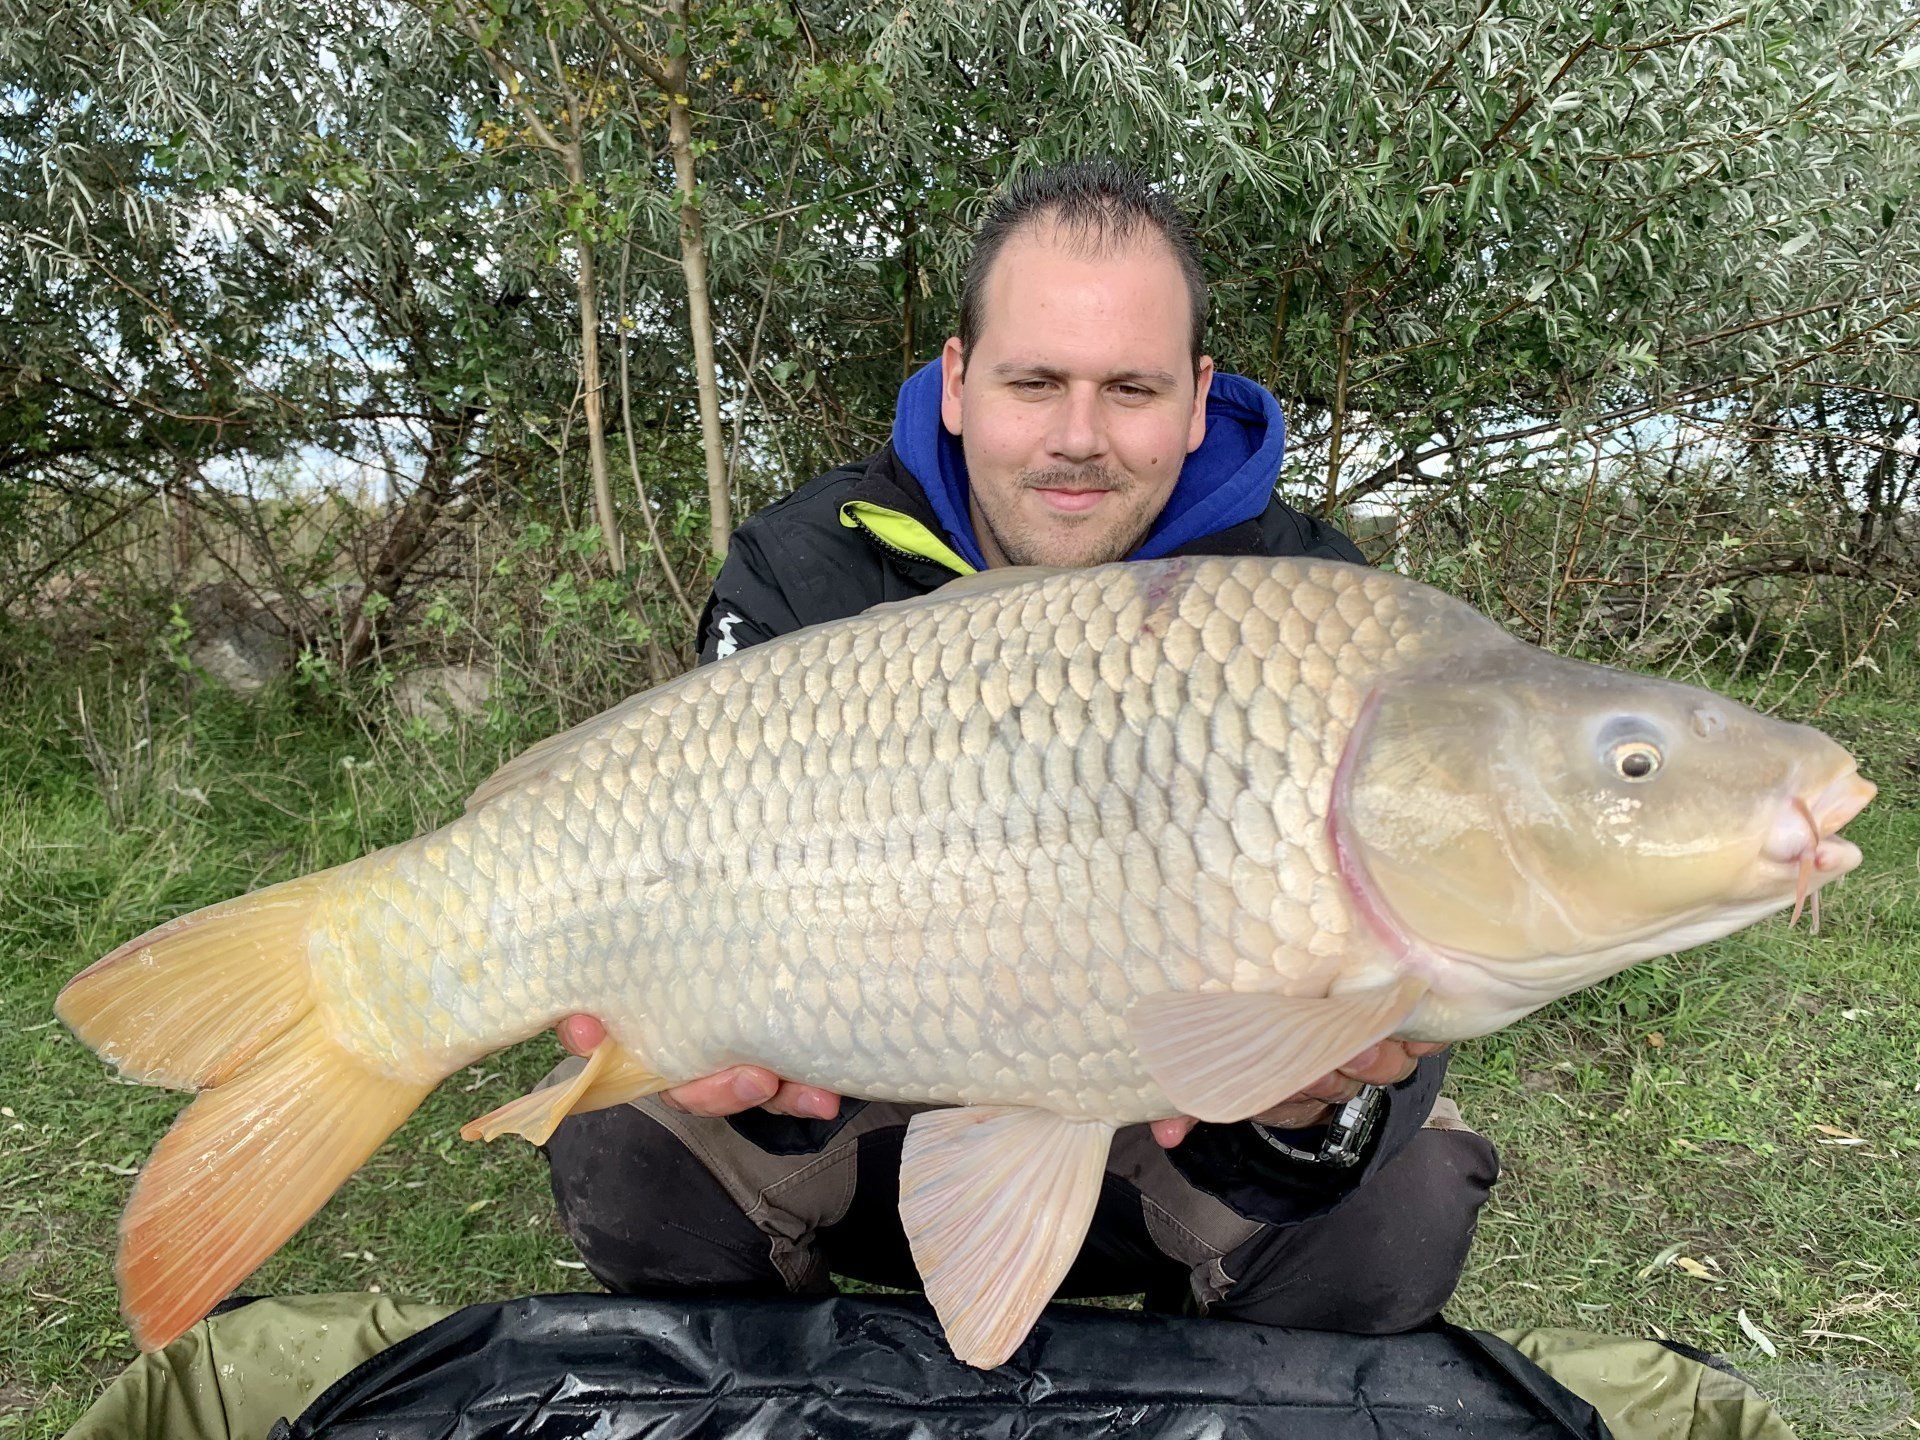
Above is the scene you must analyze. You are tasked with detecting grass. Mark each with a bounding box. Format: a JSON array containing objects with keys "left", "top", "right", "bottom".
[{"left": 1, "top": 662, "right": 1915, "bottom": 1438}]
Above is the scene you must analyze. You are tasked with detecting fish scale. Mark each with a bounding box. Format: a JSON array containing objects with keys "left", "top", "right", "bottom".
[{"left": 306, "top": 556, "right": 1439, "bottom": 1115}]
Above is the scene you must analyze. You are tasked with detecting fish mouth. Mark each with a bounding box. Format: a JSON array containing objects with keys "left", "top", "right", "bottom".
[{"left": 1762, "top": 765, "right": 1874, "bottom": 931}]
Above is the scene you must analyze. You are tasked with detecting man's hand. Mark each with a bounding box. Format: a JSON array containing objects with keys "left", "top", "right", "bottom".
[
  {"left": 1147, "top": 1039, "right": 1450, "bottom": 1149},
  {"left": 555, "top": 1015, "right": 842, "bottom": 1120}
]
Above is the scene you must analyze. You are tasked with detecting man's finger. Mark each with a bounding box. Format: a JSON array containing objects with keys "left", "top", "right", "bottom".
[
  {"left": 761, "top": 1082, "right": 841, "bottom": 1121},
  {"left": 1152, "top": 1116, "right": 1197, "bottom": 1148},
  {"left": 1335, "top": 1041, "right": 1419, "bottom": 1087},
  {"left": 556, "top": 1014, "right": 607, "bottom": 1056},
  {"left": 659, "top": 1067, "right": 781, "bottom": 1116}
]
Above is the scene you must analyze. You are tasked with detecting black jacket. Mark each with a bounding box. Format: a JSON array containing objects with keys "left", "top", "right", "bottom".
[{"left": 692, "top": 443, "right": 1447, "bottom": 1229}]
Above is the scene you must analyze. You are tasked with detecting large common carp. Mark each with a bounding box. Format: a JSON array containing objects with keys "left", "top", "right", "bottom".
[{"left": 59, "top": 556, "right": 1873, "bottom": 1368}]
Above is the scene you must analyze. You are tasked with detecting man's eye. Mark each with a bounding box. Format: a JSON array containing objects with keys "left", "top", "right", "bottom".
[
  {"left": 1112, "top": 385, "right": 1151, "bottom": 399},
  {"left": 1012, "top": 380, "right": 1052, "bottom": 394}
]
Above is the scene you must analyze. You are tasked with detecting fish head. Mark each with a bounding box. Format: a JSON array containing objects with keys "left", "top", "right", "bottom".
[{"left": 1333, "top": 648, "right": 1874, "bottom": 1007}]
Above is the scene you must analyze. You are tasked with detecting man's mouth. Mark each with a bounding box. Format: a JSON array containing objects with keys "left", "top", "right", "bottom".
[
  {"left": 1025, "top": 472, "right": 1121, "bottom": 515},
  {"left": 1032, "top": 486, "right": 1111, "bottom": 514}
]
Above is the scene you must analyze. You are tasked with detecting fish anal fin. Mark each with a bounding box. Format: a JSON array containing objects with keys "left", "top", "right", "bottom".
[
  {"left": 459, "top": 1039, "right": 666, "bottom": 1146},
  {"left": 1129, "top": 979, "right": 1426, "bottom": 1124},
  {"left": 573, "top": 1042, "right": 667, "bottom": 1112},
  {"left": 899, "top": 1106, "right": 1114, "bottom": 1369},
  {"left": 120, "top": 1015, "right": 434, "bottom": 1352}
]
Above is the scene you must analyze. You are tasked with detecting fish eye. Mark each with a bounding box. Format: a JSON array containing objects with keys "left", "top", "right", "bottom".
[{"left": 1609, "top": 739, "right": 1663, "bottom": 781}]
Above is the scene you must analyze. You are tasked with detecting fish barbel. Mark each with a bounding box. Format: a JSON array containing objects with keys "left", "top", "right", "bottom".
[{"left": 58, "top": 556, "right": 1873, "bottom": 1367}]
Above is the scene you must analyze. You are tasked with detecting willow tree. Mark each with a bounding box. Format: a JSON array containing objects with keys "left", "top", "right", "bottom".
[
  {"left": 826, "top": 0, "right": 1919, "bottom": 498},
  {"left": 6, "top": 0, "right": 1913, "bottom": 676},
  {"left": 0, "top": 0, "right": 593, "bottom": 660}
]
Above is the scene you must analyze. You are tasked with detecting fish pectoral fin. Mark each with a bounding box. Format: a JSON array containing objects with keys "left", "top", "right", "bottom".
[
  {"left": 898, "top": 1105, "right": 1114, "bottom": 1370},
  {"left": 459, "top": 1039, "right": 666, "bottom": 1146},
  {"left": 1128, "top": 978, "right": 1427, "bottom": 1125}
]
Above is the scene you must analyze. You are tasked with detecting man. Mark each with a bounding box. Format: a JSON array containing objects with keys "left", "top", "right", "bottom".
[{"left": 545, "top": 162, "right": 1497, "bottom": 1335}]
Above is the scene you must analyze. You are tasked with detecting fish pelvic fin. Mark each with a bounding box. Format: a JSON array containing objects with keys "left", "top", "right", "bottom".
[
  {"left": 899, "top": 1106, "right": 1114, "bottom": 1369},
  {"left": 1128, "top": 978, "right": 1427, "bottom": 1124},
  {"left": 118, "top": 1012, "right": 434, "bottom": 1352},
  {"left": 56, "top": 869, "right": 342, "bottom": 1090},
  {"left": 460, "top": 1038, "right": 667, "bottom": 1146}
]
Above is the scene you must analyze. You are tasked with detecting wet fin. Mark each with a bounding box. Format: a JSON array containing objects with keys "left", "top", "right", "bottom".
[
  {"left": 898, "top": 1105, "right": 1114, "bottom": 1369},
  {"left": 56, "top": 871, "right": 336, "bottom": 1090},
  {"left": 571, "top": 1042, "right": 668, "bottom": 1112},
  {"left": 460, "top": 1039, "right": 666, "bottom": 1145},
  {"left": 119, "top": 1013, "right": 434, "bottom": 1352},
  {"left": 1128, "top": 979, "right": 1426, "bottom": 1124}
]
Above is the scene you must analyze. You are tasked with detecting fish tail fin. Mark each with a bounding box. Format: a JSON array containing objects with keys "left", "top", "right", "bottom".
[
  {"left": 57, "top": 870, "right": 339, "bottom": 1089},
  {"left": 117, "top": 1012, "right": 433, "bottom": 1351},
  {"left": 57, "top": 868, "right": 434, "bottom": 1351}
]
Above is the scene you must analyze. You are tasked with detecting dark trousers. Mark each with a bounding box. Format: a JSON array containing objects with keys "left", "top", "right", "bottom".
[{"left": 544, "top": 1094, "right": 1498, "bottom": 1335}]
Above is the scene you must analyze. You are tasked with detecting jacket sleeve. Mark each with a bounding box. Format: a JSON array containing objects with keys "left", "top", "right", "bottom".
[
  {"left": 1160, "top": 1051, "right": 1450, "bottom": 1227},
  {"left": 695, "top": 528, "right": 808, "bottom": 666}
]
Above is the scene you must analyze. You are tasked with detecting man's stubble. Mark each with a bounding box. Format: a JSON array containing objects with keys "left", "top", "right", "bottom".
[{"left": 977, "top": 465, "right": 1165, "bottom": 569}]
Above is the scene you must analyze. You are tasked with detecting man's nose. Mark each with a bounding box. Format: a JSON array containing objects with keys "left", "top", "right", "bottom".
[{"left": 1046, "top": 385, "right": 1108, "bottom": 463}]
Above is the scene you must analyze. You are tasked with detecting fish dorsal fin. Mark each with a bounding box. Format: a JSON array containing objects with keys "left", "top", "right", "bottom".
[
  {"left": 899, "top": 1105, "right": 1114, "bottom": 1368},
  {"left": 863, "top": 565, "right": 1071, "bottom": 618},
  {"left": 1128, "top": 979, "right": 1426, "bottom": 1124},
  {"left": 463, "top": 667, "right": 711, "bottom": 814},
  {"left": 468, "top": 566, "right": 1068, "bottom": 813}
]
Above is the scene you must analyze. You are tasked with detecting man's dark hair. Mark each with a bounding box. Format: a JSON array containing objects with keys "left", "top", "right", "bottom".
[{"left": 957, "top": 161, "right": 1209, "bottom": 373}]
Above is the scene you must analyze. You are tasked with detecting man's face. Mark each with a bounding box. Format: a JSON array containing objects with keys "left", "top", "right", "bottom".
[{"left": 941, "top": 223, "right": 1214, "bottom": 569}]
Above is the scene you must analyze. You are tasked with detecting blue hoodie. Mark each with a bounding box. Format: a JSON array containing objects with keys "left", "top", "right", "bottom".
[{"left": 889, "top": 357, "right": 1288, "bottom": 571}]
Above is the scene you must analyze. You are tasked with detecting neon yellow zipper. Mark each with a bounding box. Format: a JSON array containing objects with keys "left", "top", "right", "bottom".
[{"left": 838, "top": 501, "right": 977, "bottom": 577}]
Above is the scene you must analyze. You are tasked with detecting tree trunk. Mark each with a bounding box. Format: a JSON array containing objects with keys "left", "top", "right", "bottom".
[
  {"left": 341, "top": 414, "right": 469, "bottom": 670},
  {"left": 167, "top": 467, "right": 193, "bottom": 579},
  {"left": 1266, "top": 272, "right": 1292, "bottom": 388},
  {"left": 563, "top": 145, "right": 626, "bottom": 574},
  {"left": 901, "top": 201, "right": 918, "bottom": 380},
  {"left": 665, "top": 0, "right": 732, "bottom": 559}
]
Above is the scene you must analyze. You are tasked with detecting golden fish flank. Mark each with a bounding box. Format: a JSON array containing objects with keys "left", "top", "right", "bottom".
[{"left": 58, "top": 555, "right": 1872, "bottom": 1369}]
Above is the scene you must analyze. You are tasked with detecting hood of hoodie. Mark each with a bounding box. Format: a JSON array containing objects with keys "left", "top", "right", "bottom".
[{"left": 889, "top": 356, "right": 1287, "bottom": 571}]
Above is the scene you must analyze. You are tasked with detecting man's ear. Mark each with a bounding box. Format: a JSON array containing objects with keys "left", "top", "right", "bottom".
[
  {"left": 940, "top": 336, "right": 966, "bottom": 437},
  {"left": 1187, "top": 356, "right": 1215, "bottom": 455}
]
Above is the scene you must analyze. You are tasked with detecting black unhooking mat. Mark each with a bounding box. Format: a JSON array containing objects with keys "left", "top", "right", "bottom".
[{"left": 271, "top": 1293, "right": 1613, "bottom": 1439}]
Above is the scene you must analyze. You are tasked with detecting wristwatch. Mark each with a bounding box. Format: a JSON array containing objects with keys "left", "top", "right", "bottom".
[{"left": 1250, "top": 1084, "right": 1384, "bottom": 1168}]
